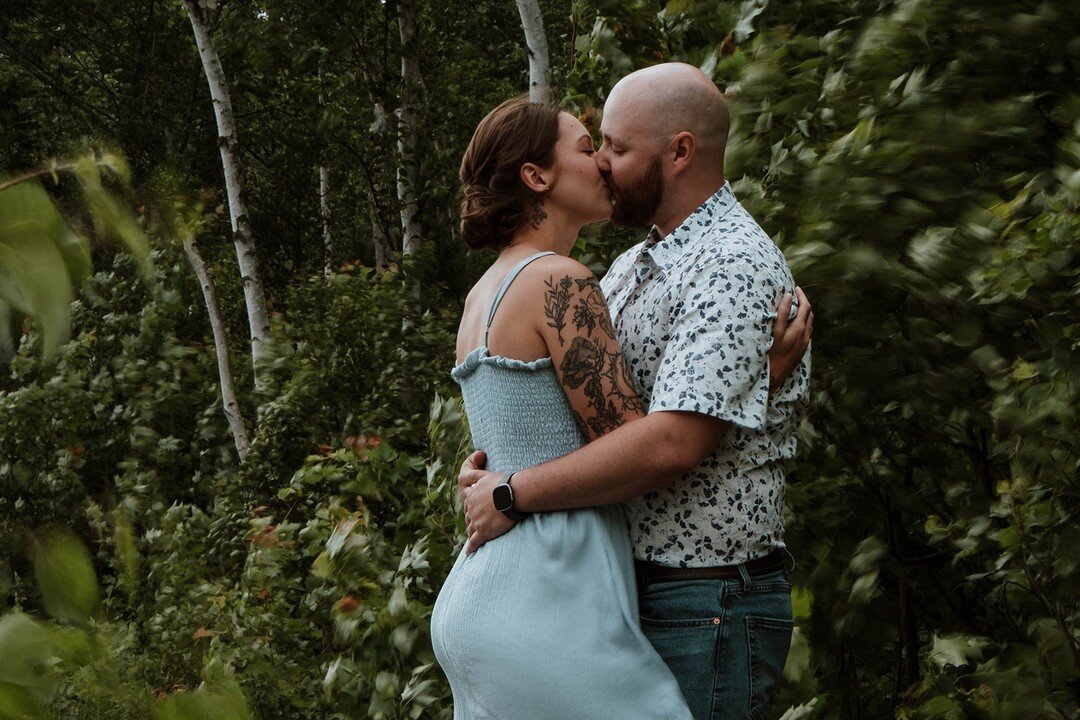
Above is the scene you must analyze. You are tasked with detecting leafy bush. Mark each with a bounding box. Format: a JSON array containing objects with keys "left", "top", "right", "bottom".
[{"left": 1, "top": 241, "right": 464, "bottom": 718}]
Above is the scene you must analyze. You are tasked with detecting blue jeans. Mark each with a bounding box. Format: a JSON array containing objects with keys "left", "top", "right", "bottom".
[{"left": 638, "top": 567, "right": 793, "bottom": 720}]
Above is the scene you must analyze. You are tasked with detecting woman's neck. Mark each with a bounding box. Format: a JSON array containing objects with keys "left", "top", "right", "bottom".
[{"left": 504, "top": 210, "right": 580, "bottom": 257}]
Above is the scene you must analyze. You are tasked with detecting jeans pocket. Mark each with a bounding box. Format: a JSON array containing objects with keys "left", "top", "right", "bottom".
[
  {"left": 746, "top": 616, "right": 793, "bottom": 720},
  {"left": 641, "top": 618, "right": 719, "bottom": 720}
]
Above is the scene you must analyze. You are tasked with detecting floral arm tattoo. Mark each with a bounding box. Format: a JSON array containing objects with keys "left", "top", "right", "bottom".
[
  {"left": 544, "top": 275, "right": 572, "bottom": 346},
  {"left": 544, "top": 273, "right": 646, "bottom": 439}
]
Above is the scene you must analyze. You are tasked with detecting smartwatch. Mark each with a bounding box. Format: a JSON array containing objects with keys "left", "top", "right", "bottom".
[{"left": 492, "top": 472, "right": 529, "bottom": 523}]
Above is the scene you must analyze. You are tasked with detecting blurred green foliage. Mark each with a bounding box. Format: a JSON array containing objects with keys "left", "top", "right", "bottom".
[{"left": 1, "top": 0, "right": 1077, "bottom": 718}]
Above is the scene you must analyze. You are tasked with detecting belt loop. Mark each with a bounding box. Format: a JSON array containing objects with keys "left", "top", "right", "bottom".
[{"left": 737, "top": 562, "right": 752, "bottom": 592}]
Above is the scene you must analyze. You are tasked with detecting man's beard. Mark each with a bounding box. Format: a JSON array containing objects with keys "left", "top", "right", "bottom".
[{"left": 606, "top": 157, "right": 663, "bottom": 228}]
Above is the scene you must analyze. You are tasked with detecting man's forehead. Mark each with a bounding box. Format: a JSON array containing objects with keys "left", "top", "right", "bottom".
[{"left": 600, "top": 103, "right": 647, "bottom": 142}]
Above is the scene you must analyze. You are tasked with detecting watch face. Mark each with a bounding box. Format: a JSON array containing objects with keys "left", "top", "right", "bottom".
[{"left": 492, "top": 483, "right": 513, "bottom": 512}]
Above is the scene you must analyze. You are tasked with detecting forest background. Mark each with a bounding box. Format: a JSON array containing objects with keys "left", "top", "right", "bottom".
[{"left": 0, "top": 0, "right": 1077, "bottom": 718}]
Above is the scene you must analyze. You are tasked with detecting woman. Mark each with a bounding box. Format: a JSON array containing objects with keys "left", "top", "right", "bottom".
[{"left": 430, "top": 97, "right": 801, "bottom": 719}]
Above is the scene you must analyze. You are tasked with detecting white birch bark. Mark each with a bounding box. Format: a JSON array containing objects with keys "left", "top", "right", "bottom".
[
  {"left": 372, "top": 215, "right": 390, "bottom": 270},
  {"left": 182, "top": 235, "right": 250, "bottom": 461},
  {"left": 182, "top": 0, "right": 271, "bottom": 388},
  {"left": 516, "top": 0, "right": 552, "bottom": 103},
  {"left": 320, "top": 165, "right": 333, "bottom": 277},
  {"left": 370, "top": 100, "right": 393, "bottom": 269},
  {"left": 396, "top": 0, "right": 422, "bottom": 258}
]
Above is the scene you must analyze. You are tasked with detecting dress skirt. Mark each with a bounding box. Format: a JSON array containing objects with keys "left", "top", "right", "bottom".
[{"left": 431, "top": 504, "right": 693, "bottom": 720}]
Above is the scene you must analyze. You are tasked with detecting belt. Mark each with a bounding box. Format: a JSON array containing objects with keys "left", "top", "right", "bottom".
[{"left": 634, "top": 549, "right": 786, "bottom": 586}]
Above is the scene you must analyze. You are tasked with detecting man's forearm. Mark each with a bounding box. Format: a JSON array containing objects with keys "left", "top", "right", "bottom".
[{"left": 511, "top": 412, "right": 724, "bottom": 512}]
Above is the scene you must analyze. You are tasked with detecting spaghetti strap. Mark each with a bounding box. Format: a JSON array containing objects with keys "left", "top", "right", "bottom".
[{"left": 484, "top": 251, "right": 556, "bottom": 347}]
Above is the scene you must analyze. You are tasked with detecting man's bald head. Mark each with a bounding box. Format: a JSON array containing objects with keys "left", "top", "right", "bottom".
[{"left": 604, "top": 63, "right": 730, "bottom": 160}]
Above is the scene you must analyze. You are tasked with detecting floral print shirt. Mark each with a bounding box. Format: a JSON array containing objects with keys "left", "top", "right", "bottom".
[{"left": 600, "top": 182, "right": 810, "bottom": 567}]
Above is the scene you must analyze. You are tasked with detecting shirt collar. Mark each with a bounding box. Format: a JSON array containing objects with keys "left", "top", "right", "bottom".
[{"left": 643, "top": 182, "right": 737, "bottom": 274}]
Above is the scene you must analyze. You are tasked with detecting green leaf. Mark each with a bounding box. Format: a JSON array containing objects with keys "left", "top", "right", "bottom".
[
  {"left": 0, "top": 182, "right": 76, "bottom": 358},
  {"left": 0, "top": 614, "right": 57, "bottom": 706},
  {"left": 73, "top": 156, "right": 152, "bottom": 281},
  {"left": 32, "top": 532, "right": 99, "bottom": 627},
  {"left": 929, "top": 633, "right": 990, "bottom": 669},
  {"left": 663, "top": 0, "right": 693, "bottom": 15},
  {"left": 0, "top": 681, "right": 44, "bottom": 720}
]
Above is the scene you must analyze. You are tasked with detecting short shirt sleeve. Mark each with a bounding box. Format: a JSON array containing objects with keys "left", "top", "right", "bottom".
[{"left": 647, "top": 252, "right": 776, "bottom": 430}]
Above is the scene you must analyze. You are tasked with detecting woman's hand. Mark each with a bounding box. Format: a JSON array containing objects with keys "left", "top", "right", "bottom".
[{"left": 769, "top": 286, "right": 813, "bottom": 392}]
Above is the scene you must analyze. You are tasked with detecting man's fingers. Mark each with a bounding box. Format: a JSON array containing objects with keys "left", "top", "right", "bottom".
[
  {"left": 466, "top": 531, "right": 483, "bottom": 555},
  {"left": 806, "top": 310, "right": 815, "bottom": 340},
  {"left": 458, "top": 451, "right": 487, "bottom": 491},
  {"left": 463, "top": 450, "right": 486, "bottom": 471},
  {"left": 458, "top": 468, "right": 484, "bottom": 491},
  {"left": 461, "top": 450, "right": 485, "bottom": 471}
]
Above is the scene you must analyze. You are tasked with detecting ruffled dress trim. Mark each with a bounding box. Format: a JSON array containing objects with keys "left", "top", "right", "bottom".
[{"left": 451, "top": 346, "right": 553, "bottom": 382}]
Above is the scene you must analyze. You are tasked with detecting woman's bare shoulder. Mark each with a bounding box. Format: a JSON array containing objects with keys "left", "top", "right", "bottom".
[{"left": 513, "top": 253, "right": 597, "bottom": 291}]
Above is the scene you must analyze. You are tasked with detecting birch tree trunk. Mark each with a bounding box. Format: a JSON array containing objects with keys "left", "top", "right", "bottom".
[
  {"left": 370, "top": 100, "right": 394, "bottom": 270},
  {"left": 372, "top": 215, "right": 391, "bottom": 269},
  {"left": 182, "top": 235, "right": 250, "bottom": 461},
  {"left": 317, "top": 60, "right": 334, "bottom": 279},
  {"left": 515, "top": 0, "right": 552, "bottom": 103},
  {"left": 182, "top": 0, "right": 271, "bottom": 388},
  {"left": 396, "top": 0, "right": 422, "bottom": 258},
  {"left": 320, "top": 165, "right": 333, "bottom": 277}
]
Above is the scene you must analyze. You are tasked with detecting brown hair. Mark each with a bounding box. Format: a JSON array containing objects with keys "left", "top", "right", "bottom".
[{"left": 459, "top": 96, "right": 562, "bottom": 251}]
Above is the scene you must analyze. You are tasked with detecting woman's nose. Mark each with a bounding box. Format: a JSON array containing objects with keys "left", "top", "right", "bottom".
[{"left": 594, "top": 148, "right": 610, "bottom": 172}]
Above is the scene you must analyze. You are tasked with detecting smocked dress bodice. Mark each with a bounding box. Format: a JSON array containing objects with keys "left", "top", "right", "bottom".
[{"left": 451, "top": 346, "right": 583, "bottom": 473}]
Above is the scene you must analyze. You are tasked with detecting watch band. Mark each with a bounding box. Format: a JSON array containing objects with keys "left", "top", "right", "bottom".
[{"left": 494, "top": 471, "right": 529, "bottom": 523}]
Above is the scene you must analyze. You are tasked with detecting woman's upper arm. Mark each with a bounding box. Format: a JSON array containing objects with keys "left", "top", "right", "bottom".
[{"left": 531, "top": 257, "right": 646, "bottom": 442}]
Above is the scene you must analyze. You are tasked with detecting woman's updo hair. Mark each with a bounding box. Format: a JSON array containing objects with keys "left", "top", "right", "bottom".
[{"left": 459, "top": 95, "right": 562, "bottom": 251}]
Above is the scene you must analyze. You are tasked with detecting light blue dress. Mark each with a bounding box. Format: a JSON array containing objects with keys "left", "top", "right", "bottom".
[{"left": 431, "top": 252, "right": 693, "bottom": 720}]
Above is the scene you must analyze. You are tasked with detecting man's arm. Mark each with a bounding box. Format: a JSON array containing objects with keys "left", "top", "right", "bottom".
[{"left": 461, "top": 410, "right": 725, "bottom": 552}]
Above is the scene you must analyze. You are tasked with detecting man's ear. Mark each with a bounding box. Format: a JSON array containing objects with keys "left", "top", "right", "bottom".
[
  {"left": 670, "top": 132, "right": 696, "bottom": 176},
  {"left": 520, "top": 162, "right": 551, "bottom": 194}
]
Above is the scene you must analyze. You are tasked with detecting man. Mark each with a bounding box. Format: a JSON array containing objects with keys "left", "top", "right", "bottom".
[{"left": 459, "top": 63, "right": 812, "bottom": 720}]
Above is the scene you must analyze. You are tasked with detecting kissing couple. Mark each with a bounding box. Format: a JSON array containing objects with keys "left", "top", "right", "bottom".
[{"left": 431, "top": 62, "right": 814, "bottom": 720}]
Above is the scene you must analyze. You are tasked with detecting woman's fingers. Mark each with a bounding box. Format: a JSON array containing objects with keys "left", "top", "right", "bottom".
[
  {"left": 792, "top": 287, "right": 813, "bottom": 348},
  {"left": 775, "top": 293, "right": 793, "bottom": 339},
  {"left": 795, "top": 286, "right": 810, "bottom": 316}
]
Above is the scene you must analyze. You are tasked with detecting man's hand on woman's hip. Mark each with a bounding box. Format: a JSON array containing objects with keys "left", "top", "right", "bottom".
[{"left": 458, "top": 450, "right": 516, "bottom": 554}]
